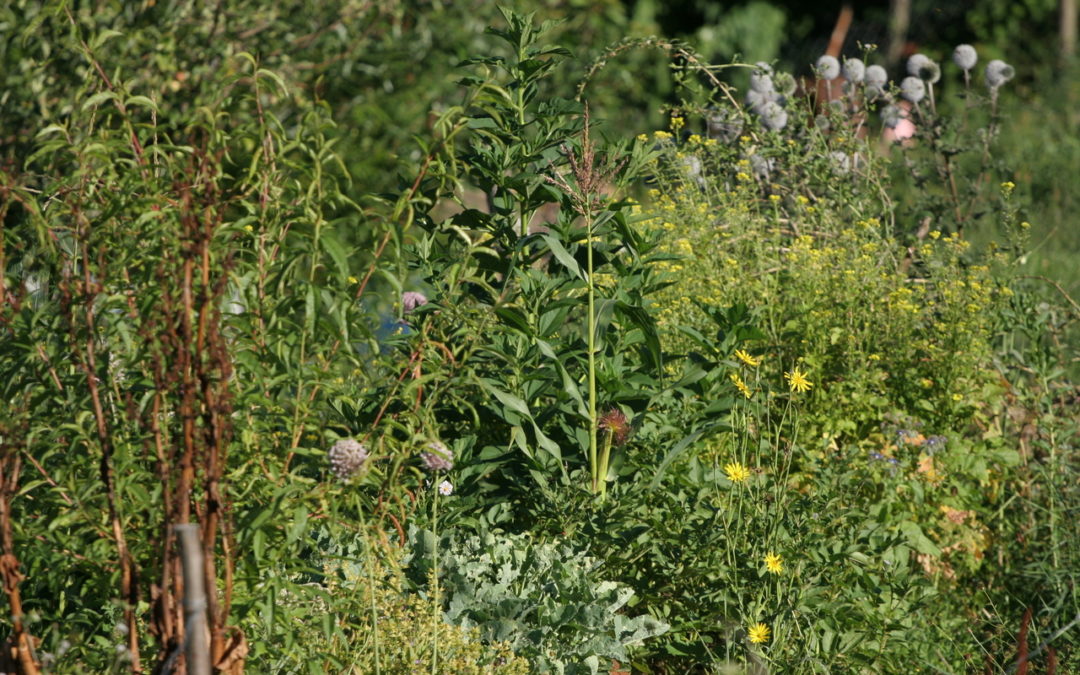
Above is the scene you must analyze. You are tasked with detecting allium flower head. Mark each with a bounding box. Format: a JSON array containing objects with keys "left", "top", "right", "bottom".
[
  {"left": 784, "top": 367, "right": 813, "bottom": 393},
  {"left": 748, "top": 623, "right": 771, "bottom": 644},
  {"left": 328, "top": 438, "right": 369, "bottom": 481},
  {"left": 599, "top": 408, "right": 632, "bottom": 446},
  {"left": 985, "top": 59, "right": 1015, "bottom": 88},
  {"left": 842, "top": 57, "right": 865, "bottom": 83},
  {"left": 900, "top": 76, "right": 926, "bottom": 103},
  {"left": 764, "top": 552, "right": 784, "bottom": 574},
  {"left": 401, "top": 291, "right": 428, "bottom": 314},
  {"left": 420, "top": 440, "right": 454, "bottom": 472},
  {"left": 815, "top": 55, "right": 840, "bottom": 80},
  {"left": 953, "top": 44, "right": 977, "bottom": 71},
  {"left": 724, "top": 462, "right": 751, "bottom": 483},
  {"left": 906, "top": 53, "right": 931, "bottom": 77},
  {"left": 759, "top": 101, "right": 788, "bottom": 131}
]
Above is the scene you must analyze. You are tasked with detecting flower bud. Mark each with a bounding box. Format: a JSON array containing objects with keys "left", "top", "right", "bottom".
[{"left": 420, "top": 440, "right": 454, "bottom": 472}]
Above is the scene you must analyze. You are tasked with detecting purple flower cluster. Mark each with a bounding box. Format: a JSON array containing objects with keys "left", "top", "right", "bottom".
[{"left": 328, "top": 438, "right": 369, "bottom": 481}]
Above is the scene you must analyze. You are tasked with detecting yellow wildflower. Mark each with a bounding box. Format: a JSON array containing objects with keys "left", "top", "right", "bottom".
[
  {"left": 784, "top": 367, "right": 813, "bottom": 393},
  {"left": 347, "top": 276, "right": 359, "bottom": 284},
  {"left": 734, "top": 349, "right": 762, "bottom": 367},
  {"left": 748, "top": 623, "right": 770, "bottom": 644},
  {"left": 764, "top": 552, "right": 783, "bottom": 574},
  {"left": 729, "top": 373, "right": 752, "bottom": 399},
  {"left": 724, "top": 462, "right": 750, "bottom": 483}
]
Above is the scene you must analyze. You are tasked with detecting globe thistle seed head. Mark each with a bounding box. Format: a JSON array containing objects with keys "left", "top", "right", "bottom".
[
  {"left": 842, "top": 57, "right": 865, "bottom": 83},
  {"left": 773, "top": 71, "right": 797, "bottom": 97},
  {"left": 915, "top": 59, "right": 941, "bottom": 83},
  {"left": 750, "top": 154, "right": 775, "bottom": 180},
  {"left": 329, "top": 438, "right": 369, "bottom": 481},
  {"left": 906, "top": 53, "right": 931, "bottom": 76},
  {"left": 865, "top": 65, "right": 888, "bottom": 88},
  {"left": 881, "top": 104, "right": 903, "bottom": 128},
  {"left": 402, "top": 291, "right": 428, "bottom": 314},
  {"left": 953, "top": 44, "right": 977, "bottom": 71},
  {"left": 985, "top": 59, "right": 1014, "bottom": 88},
  {"left": 420, "top": 440, "right": 454, "bottom": 472},
  {"left": 707, "top": 109, "right": 743, "bottom": 143},
  {"left": 829, "top": 151, "right": 852, "bottom": 175},
  {"left": 815, "top": 55, "right": 840, "bottom": 80},
  {"left": 749, "top": 64, "right": 774, "bottom": 93},
  {"left": 759, "top": 101, "right": 788, "bottom": 131},
  {"left": 900, "top": 76, "right": 926, "bottom": 103}
]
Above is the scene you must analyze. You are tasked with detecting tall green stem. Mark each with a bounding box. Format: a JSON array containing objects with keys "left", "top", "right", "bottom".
[{"left": 585, "top": 211, "right": 599, "bottom": 494}]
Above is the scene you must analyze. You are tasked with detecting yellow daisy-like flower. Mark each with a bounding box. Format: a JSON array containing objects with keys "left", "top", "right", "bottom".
[
  {"left": 764, "top": 552, "right": 783, "bottom": 574},
  {"left": 784, "top": 367, "right": 813, "bottom": 393},
  {"left": 748, "top": 623, "right": 770, "bottom": 644},
  {"left": 729, "top": 373, "right": 752, "bottom": 399},
  {"left": 734, "top": 349, "right": 762, "bottom": 367},
  {"left": 724, "top": 462, "right": 750, "bottom": 483}
]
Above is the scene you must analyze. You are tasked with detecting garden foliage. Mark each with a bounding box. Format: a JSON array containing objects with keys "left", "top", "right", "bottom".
[{"left": 0, "top": 2, "right": 1077, "bottom": 674}]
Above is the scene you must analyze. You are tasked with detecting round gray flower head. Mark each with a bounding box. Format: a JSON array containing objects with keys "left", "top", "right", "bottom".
[
  {"left": 865, "top": 65, "right": 888, "bottom": 88},
  {"left": 759, "top": 101, "right": 788, "bottom": 131},
  {"left": 985, "top": 59, "right": 1015, "bottom": 88},
  {"left": 420, "top": 441, "right": 454, "bottom": 472},
  {"left": 750, "top": 70, "right": 774, "bottom": 94},
  {"left": 773, "top": 71, "right": 798, "bottom": 97},
  {"left": 881, "top": 104, "right": 903, "bottom": 128},
  {"left": 842, "top": 57, "right": 866, "bottom": 83},
  {"left": 707, "top": 109, "right": 743, "bottom": 143},
  {"left": 750, "top": 154, "right": 774, "bottom": 180},
  {"left": 329, "top": 438, "right": 369, "bottom": 481},
  {"left": 402, "top": 290, "right": 428, "bottom": 313},
  {"left": 746, "top": 88, "right": 779, "bottom": 114},
  {"left": 815, "top": 55, "right": 840, "bottom": 80},
  {"left": 750, "top": 62, "right": 774, "bottom": 93},
  {"left": 915, "top": 59, "right": 941, "bottom": 84},
  {"left": 814, "top": 114, "right": 831, "bottom": 131},
  {"left": 906, "top": 53, "right": 931, "bottom": 77},
  {"left": 829, "top": 151, "right": 852, "bottom": 175},
  {"left": 900, "top": 76, "right": 926, "bottom": 103},
  {"left": 952, "top": 44, "right": 977, "bottom": 71}
]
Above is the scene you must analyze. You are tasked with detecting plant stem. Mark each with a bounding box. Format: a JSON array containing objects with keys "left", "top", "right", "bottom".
[{"left": 586, "top": 211, "right": 599, "bottom": 494}]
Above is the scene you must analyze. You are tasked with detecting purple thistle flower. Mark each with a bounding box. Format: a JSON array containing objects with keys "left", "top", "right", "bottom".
[
  {"left": 402, "top": 291, "right": 428, "bottom": 314},
  {"left": 420, "top": 441, "right": 454, "bottom": 472},
  {"left": 329, "top": 438, "right": 369, "bottom": 481}
]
